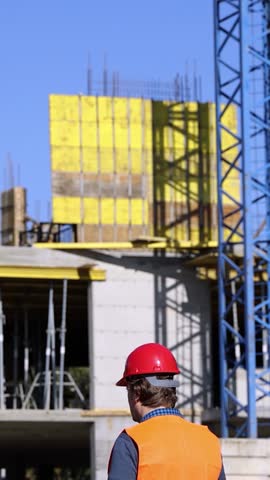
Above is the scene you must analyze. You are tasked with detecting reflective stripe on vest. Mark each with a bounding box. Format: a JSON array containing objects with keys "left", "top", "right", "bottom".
[{"left": 125, "top": 415, "right": 222, "bottom": 480}]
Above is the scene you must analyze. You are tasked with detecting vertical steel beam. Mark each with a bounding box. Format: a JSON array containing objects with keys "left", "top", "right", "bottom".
[
  {"left": 240, "top": 0, "right": 257, "bottom": 438},
  {"left": 264, "top": 1, "right": 270, "bottom": 372}
]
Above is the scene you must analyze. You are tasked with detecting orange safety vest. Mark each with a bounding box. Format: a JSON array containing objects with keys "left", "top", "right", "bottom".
[{"left": 125, "top": 415, "right": 222, "bottom": 479}]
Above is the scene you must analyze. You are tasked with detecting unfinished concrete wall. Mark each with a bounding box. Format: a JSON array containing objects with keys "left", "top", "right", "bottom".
[
  {"left": 221, "top": 438, "right": 270, "bottom": 479},
  {"left": 236, "top": 370, "right": 270, "bottom": 421},
  {"left": 92, "top": 259, "right": 154, "bottom": 410},
  {"left": 89, "top": 251, "right": 213, "bottom": 479},
  {"left": 166, "top": 272, "right": 212, "bottom": 417},
  {"left": 94, "top": 415, "right": 133, "bottom": 480},
  {"left": 91, "top": 253, "right": 212, "bottom": 414}
]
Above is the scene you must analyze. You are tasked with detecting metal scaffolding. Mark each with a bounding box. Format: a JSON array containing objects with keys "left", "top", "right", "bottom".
[
  {"left": 214, "top": 0, "right": 270, "bottom": 437},
  {"left": 0, "top": 279, "right": 86, "bottom": 411}
]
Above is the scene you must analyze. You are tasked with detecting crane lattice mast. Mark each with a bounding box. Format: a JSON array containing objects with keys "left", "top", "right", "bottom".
[{"left": 214, "top": 0, "right": 270, "bottom": 437}]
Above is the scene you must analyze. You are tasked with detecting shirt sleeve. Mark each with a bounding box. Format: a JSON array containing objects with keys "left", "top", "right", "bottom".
[
  {"left": 107, "top": 431, "right": 138, "bottom": 480},
  {"left": 218, "top": 462, "right": 226, "bottom": 480}
]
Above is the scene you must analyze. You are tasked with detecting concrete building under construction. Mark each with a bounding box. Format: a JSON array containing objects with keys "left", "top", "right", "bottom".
[{"left": 0, "top": 91, "right": 269, "bottom": 479}]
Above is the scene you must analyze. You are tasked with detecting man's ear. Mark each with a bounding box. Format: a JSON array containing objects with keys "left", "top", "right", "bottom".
[{"left": 131, "top": 390, "right": 140, "bottom": 404}]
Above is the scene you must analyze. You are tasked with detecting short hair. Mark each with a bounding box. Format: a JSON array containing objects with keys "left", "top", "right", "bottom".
[{"left": 126, "top": 375, "right": 177, "bottom": 408}]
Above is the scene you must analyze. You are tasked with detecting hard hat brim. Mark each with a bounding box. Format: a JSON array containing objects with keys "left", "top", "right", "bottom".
[{"left": 116, "top": 376, "right": 127, "bottom": 386}]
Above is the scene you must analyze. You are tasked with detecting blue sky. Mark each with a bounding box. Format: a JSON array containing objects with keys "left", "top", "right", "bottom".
[{"left": 0, "top": 0, "right": 214, "bottom": 220}]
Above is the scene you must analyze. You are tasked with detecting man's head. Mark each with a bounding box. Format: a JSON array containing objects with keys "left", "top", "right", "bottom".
[{"left": 116, "top": 343, "right": 180, "bottom": 421}]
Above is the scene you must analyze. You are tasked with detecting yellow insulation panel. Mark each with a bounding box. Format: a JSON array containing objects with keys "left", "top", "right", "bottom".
[
  {"left": 50, "top": 95, "right": 80, "bottom": 122},
  {"left": 53, "top": 197, "right": 81, "bottom": 224},
  {"left": 50, "top": 95, "right": 153, "bottom": 235},
  {"left": 50, "top": 95, "right": 153, "bottom": 175},
  {"left": 53, "top": 196, "right": 147, "bottom": 226},
  {"left": 50, "top": 95, "right": 239, "bottom": 246},
  {"left": 51, "top": 147, "right": 80, "bottom": 172}
]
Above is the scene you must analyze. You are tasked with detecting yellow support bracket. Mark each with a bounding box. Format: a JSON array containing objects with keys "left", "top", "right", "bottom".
[
  {"left": 0, "top": 265, "right": 106, "bottom": 281},
  {"left": 33, "top": 240, "right": 218, "bottom": 250}
]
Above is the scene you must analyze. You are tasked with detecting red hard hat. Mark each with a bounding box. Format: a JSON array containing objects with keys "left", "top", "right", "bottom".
[{"left": 116, "top": 343, "right": 180, "bottom": 386}]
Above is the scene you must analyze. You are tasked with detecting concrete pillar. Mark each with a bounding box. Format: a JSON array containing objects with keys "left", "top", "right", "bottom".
[
  {"left": 89, "top": 424, "right": 95, "bottom": 480},
  {"left": 94, "top": 416, "right": 133, "bottom": 480},
  {"left": 87, "top": 281, "right": 94, "bottom": 410}
]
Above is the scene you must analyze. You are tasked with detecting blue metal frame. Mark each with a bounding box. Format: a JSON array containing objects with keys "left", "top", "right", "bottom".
[{"left": 214, "top": 0, "right": 270, "bottom": 437}]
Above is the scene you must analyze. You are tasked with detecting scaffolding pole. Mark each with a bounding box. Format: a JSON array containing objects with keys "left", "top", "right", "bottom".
[
  {"left": 44, "top": 284, "right": 56, "bottom": 409},
  {"left": 12, "top": 313, "right": 19, "bottom": 409},
  {"left": 58, "top": 279, "right": 68, "bottom": 409},
  {"left": 23, "top": 308, "right": 29, "bottom": 390}
]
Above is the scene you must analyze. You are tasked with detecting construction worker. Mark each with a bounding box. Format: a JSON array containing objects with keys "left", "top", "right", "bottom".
[{"left": 108, "top": 342, "right": 226, "bottom": 480}]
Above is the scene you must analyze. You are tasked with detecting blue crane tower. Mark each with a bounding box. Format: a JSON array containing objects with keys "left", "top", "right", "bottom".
[{"left": 214, "top": 0, "right": 270, "bottom": 437}]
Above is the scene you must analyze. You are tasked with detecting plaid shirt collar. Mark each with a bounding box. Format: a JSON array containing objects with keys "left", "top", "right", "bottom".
[{"left": 140, "top": 407, "right": 182, "bottom": 423}]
